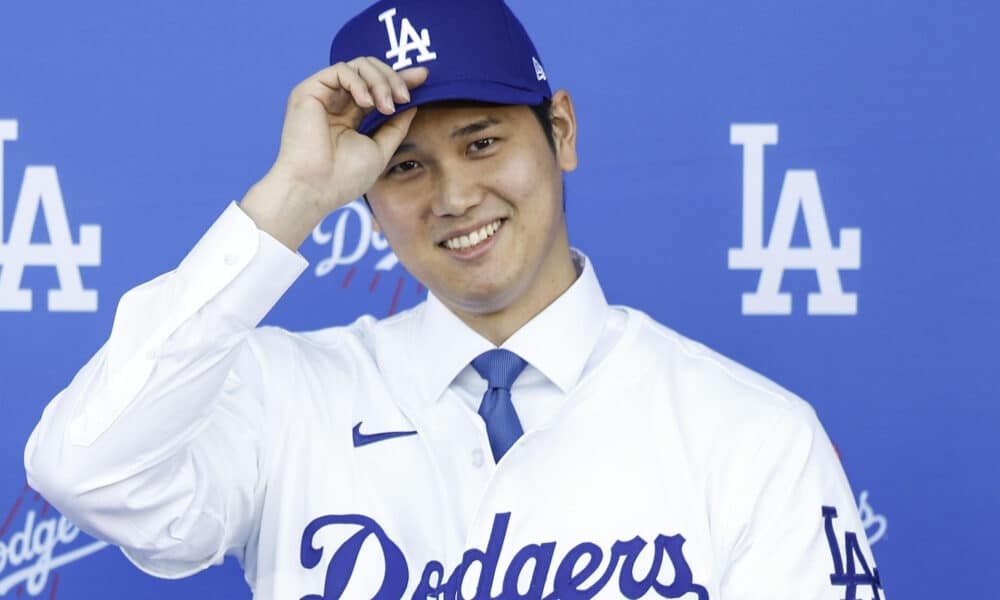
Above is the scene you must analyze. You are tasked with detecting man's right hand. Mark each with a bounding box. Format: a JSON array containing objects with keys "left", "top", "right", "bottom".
[{"left": 240, "top": 57, "right": 428, "bottom": 250}]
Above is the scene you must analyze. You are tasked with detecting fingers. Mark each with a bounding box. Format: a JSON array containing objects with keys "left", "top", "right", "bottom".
[
  {"left": 372, "top": 107, "right": 418, "bottom": 164},
  {"left": 398, "top": 66, "right": 429, "bottom": 91},
  {"left": 289, "top": 58, "right": 429, "bottom": 132},
  {"left": 362, "top": 57, "right": 418, "bottom": 107},
  {"left": 302, "top": 58, "right": 428, "bottom": 116},
  {"left": 354, "top": 58, "right": 401, "bottom": 115},
  {"left": 302, "top": 64, "right": 372, "bottom": 123}
]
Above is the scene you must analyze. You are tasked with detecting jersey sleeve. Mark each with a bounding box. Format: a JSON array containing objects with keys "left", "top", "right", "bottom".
[
  {"left": 23, "top": 202, "right": 308, "bottom": 578},
  {"left": 719, "top": 402, "right": 886, "bottom": 600}
]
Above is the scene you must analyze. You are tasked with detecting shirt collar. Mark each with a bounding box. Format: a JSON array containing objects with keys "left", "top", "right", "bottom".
[{"left": 409, "top": 249, "right": 610, "bottom": 405}]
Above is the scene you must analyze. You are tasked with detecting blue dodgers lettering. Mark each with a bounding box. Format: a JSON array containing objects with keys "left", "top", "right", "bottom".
[
  {"left": 300, "top": 514, "right": 409, "bottom": 599},
  {"left": 551, "top": 542, "right": 604, "bottom": 597},
  {"left": 614, "top": 535, "right": 708, "bottom": 599},
  {"left": 502, "top": 541, "right": 556, "bottom": 597},
  {"left": 414, "top": 512, "right": 511, "bottom": 598},
  {"left": 300, "top": 512, "right": 709, "bottom": 599}
]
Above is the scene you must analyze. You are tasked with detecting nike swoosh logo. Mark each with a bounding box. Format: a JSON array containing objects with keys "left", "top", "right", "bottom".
[{"left": 352, "top": 422, "right": 418, "bottom": 448}]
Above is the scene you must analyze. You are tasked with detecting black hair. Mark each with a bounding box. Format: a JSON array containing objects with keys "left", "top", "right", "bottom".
[
  {"left": 528, "top": 98, "right": 566, "bottom": 211},
  {"left": 529, "top": 98, "right": 556, "bottom": 155}
]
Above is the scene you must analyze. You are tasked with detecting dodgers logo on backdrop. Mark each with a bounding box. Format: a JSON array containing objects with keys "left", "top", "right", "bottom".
[
  {"left": 728, "top": 124, "right": 860, "bottom": 315},
  {"left": 0, "top": 119, "right": 101, "bottom": 312},
  {"left": 0, "top": 485, "right": 108, "bottom": 597},
  {"left": 310, "top": 200, "right": 425, "bottom": 316},
  {"left": 312, "top": 200, "right": 399, "bottom": 277},
  {"left": 378, "top": 7, "right": 438, "bottom": 70},
  {"left": 856, "top": 490, "right": 887, "bottom": 546}
]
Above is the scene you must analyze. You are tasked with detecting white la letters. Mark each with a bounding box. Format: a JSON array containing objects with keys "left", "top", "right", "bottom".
[
  {"left": 728, "top": 124, "right": 860, "bottom": 315},
  {"left": 378, "top": 7, "right": 438, "bottom": 70},
  {"left": 0, "top": 120, "right": 101, "bottom": 312}
]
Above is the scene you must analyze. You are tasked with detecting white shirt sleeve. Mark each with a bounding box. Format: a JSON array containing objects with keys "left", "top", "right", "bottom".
[
  {"left": 23, "top": 202, "right": 308, "bottom": 578},
  {"left": 719, "top": 404, "right": 885, "bottom": 599}
]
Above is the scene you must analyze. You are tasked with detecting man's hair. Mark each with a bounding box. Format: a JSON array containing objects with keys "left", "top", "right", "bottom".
[
  {"left": 528, "top": 98, "right": 566, "bottom": 211},
  {"left": 529, "top": 98, "right": 556, "bottom": 154}
]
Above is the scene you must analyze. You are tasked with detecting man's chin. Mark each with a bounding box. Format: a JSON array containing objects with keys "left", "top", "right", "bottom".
[{"left": 433, "top": 282, "right": 522, "bottom": 318}]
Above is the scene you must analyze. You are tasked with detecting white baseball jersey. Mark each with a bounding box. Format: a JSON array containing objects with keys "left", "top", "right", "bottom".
[{"left": 25, "top": 203, "right": 884, "bottom": 599}]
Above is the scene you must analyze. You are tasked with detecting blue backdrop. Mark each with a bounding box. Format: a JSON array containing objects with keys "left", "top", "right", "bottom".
[{"left": 2, "top": 1, "right": 997, "bottom": 597}]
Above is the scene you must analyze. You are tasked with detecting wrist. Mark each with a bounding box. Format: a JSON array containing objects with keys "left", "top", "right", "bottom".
[{"left": 239, "top": 173, "right": 329, "bottom": 251}]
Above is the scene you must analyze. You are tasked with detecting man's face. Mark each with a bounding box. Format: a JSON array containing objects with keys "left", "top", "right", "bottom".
[{"left": 366, "top": 91, "right": 578, "bottom": 321}]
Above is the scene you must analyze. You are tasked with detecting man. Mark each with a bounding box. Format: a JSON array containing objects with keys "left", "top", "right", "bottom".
[{"left": 24, "top": 0, "right": 884, "bottom": 598}]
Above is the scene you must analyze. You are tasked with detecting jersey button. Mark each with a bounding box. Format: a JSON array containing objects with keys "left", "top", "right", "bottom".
[{"left": 471, "top": 448, "right": 485, "bottom": 468}]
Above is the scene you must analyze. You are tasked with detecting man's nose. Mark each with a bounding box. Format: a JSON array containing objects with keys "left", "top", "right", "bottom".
[{"left": 432, "top": 171, "right": 483, "bottom": 217}]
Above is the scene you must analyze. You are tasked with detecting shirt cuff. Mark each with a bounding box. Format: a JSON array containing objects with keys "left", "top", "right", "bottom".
[
  {"left": 67, "top": 202, "right": 308, "bottom": 446},
  {"left": 205, "top": 202, "right": 310, "bottom": 326}
]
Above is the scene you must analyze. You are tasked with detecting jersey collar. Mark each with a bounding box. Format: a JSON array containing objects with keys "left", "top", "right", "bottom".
[{"left": 407, "top": 249, "right": 610, "bottom": 406}]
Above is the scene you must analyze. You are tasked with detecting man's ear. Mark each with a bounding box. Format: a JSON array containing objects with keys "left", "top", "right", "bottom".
[{"left": 549, "top": 90, "right": 578, "bottom": 173}]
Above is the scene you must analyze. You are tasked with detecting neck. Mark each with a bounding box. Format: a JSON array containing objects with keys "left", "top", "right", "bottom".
[{"left": 447, "top": 242, "right": 578, "bottom": 346}]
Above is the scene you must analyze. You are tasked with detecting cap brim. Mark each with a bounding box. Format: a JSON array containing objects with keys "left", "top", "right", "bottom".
[{"left": 359, "top": 80, "right": 547, "bottom": 136}]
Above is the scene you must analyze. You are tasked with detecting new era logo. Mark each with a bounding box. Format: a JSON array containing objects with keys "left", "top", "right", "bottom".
[{"left": 532, "top": 57, "right": 546, "bottom": 81}]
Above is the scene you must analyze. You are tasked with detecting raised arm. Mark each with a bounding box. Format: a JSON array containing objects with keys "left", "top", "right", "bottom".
[{"left": 23, "top": 58, "right": 426, "bottom": 577}]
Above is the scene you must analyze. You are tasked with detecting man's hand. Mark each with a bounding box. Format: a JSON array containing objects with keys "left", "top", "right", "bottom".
[{"left": 240, "top": 57, "right": 428, "bottom": 250}]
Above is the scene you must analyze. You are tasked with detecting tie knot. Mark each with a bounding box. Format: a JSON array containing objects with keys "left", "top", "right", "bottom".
[{"left": 471, "top": 349, "right": 528, "bottom": 391}]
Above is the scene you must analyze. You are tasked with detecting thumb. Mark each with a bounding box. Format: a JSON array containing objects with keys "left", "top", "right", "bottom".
[{"left": 372, "top": 107, "right": 418, "bottom": 164}]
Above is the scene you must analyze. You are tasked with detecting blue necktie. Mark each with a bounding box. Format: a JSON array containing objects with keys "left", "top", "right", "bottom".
[{"left": 471, "top": 349, "right": 528, "bottom": 462}]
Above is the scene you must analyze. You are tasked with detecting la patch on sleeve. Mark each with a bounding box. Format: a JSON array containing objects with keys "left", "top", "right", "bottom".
[{"left": 822, "top": 506, "right": 884, "bottom": 600}]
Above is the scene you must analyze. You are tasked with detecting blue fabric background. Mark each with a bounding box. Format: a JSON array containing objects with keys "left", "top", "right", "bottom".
[{"left": 1, "top": 1, "right": 996, "bottom": 597}]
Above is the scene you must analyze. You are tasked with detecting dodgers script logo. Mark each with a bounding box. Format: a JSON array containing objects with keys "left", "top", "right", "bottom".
[
  {"left": 857, "top": 490, "right": 887, "bottom": 546},
  {"left": 379, "top": 7, "right": 438, "bottom": 70},
  {"left": 0, "top": 485, "right": 107, "bottom": 597},
  {"left": 300, "top": 512, "right": 709, "bottom": 599},
  {"left": 312, "top": 200, "right": 399, "bottom": 277},
  {"left": 0, "top": 120, "right": 101, "bottom": 312},
  {"left": 728, "top": 124, "right": 860, "bottom": 315},
  {"left": 310, "top": 200, "right": 425, "bottom": 317}
]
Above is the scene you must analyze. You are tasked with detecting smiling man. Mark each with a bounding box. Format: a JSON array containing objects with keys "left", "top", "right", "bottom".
[{"left": 24, "top": 0, "right": 883, "bottom": 599}]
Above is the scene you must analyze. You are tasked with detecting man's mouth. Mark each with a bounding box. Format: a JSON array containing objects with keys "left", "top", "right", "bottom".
[{"left": 441, "top": 219, "right": 504, "bottom": 251}]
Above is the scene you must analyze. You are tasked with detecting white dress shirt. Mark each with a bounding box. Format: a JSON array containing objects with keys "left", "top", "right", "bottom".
[{"left": 24, "top": 202, "right": 883, "bottom": 599}]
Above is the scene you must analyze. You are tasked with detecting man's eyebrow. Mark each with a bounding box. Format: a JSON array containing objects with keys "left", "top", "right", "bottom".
[
  {"left": 391, "top": 142, "right": 416, "bottom": 158},
  {"left": 390, "top": 117, "right": 502, "bottom": 159},
  {"left": 450, "top": 117, "right": 501, "bottom": 140}
]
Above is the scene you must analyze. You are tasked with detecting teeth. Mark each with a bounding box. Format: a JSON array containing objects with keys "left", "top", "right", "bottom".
[{"left": 444, "top": 220, "right": 503, "bottom": 250}]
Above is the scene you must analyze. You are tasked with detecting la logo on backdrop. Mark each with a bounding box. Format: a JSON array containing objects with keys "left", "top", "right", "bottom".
[
  {"left": 728, "top": 123, "right": 861, "bottom": 316},
  {"left": 0, "top": 120, "right": 101, "bottom": 313}
]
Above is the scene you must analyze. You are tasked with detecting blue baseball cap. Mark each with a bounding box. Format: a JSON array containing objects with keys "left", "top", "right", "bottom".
[{"left": 330, "top": 0, "right": 552, "bottom": 135}]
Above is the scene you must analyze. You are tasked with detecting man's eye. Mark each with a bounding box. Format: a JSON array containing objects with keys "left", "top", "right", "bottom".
[
  {"left": 389, "top": 160, "right": 420, "bottom": 175},
  {"left": 469, "top": 137, "right": 497, "bottom": 153}
]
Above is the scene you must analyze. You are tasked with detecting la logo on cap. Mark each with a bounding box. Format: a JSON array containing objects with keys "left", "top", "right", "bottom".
[{"left": 378, "top": 8, "right": 438, "bottom": 70}]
